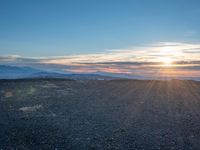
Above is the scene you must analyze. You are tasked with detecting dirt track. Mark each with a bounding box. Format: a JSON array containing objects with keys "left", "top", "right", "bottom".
[{"left": 1, "top": 79, "right": 200, "bottom": 150}]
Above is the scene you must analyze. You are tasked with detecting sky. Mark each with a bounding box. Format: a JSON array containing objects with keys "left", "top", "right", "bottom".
[{"left": 0, "top": 0, "right": 200, "bottom": 79}]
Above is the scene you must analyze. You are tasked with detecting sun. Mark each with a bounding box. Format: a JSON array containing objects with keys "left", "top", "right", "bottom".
[
  {"left": 157, "top": 47, "right": 175, "bottom": 67},
  {"left": 159, "top": 57, "right": 173, "bottom": 66}
]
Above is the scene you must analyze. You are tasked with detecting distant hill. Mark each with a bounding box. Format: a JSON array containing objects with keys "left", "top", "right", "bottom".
[
  {"left": 0, "top": 65, "right": 199, "bottom": 81},
  {"left": 0, "top": 65, "right": 116, "bottom": 80},
  {"left": 0, "top": 65, "right": 41, "bottom": 79}
]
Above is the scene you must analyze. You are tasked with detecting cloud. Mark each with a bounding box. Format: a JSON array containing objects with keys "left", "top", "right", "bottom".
[
  {"left": 1, "top": 42, "right": 200, "bottom": 65},
  {"left": 0, "top": 42, "right": 200, "bottom": 78},
  {"left": 182, "top": 48, "right": 200, "bottom": 53},
  {"left": 0, "top": 55, "right": 21, "bottom": 61}
]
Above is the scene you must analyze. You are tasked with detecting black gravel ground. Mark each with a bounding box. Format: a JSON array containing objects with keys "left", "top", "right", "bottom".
[{"left": 0, "top": 79, "right": 200, "bottom": 150}]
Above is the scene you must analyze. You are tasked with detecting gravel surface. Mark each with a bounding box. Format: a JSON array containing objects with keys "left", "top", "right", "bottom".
[{"left": 0, "top": 79, "right": 200, "bottom": 150}]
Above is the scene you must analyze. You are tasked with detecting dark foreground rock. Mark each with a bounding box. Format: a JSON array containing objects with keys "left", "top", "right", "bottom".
[{"left": 0, "top": 79, "right": 200, "bottom": 150}]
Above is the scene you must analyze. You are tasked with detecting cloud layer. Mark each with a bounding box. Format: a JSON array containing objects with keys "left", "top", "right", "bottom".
[{"left": 1, "top": 42, "right": 200, "bottom": 79}]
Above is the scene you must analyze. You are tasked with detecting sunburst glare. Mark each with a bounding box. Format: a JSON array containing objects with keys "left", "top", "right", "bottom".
[{"left": 160, "top": 57, "right": 173, "bottom": 66}]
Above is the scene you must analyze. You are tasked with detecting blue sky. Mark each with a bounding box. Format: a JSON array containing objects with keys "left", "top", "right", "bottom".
[{"left": 1, "top": 0, "right": 200, "bottom": 56}]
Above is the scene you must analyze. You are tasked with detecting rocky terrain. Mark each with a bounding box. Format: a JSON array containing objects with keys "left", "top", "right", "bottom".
[{"left": 0, "top": 79, "right": 200, "bottom": 150}]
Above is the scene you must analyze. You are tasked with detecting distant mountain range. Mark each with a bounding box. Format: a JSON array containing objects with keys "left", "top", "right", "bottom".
[
  {"left": 0, "top": 65, "right": 117, "bottom": 80},
  {"left": 0, "top": 65, "right": 200, "bottom": 81}
]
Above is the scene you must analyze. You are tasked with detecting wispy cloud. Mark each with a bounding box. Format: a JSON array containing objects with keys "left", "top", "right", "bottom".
[{"left": 0, "top": 42, "right": 200, "bottom": 78}]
